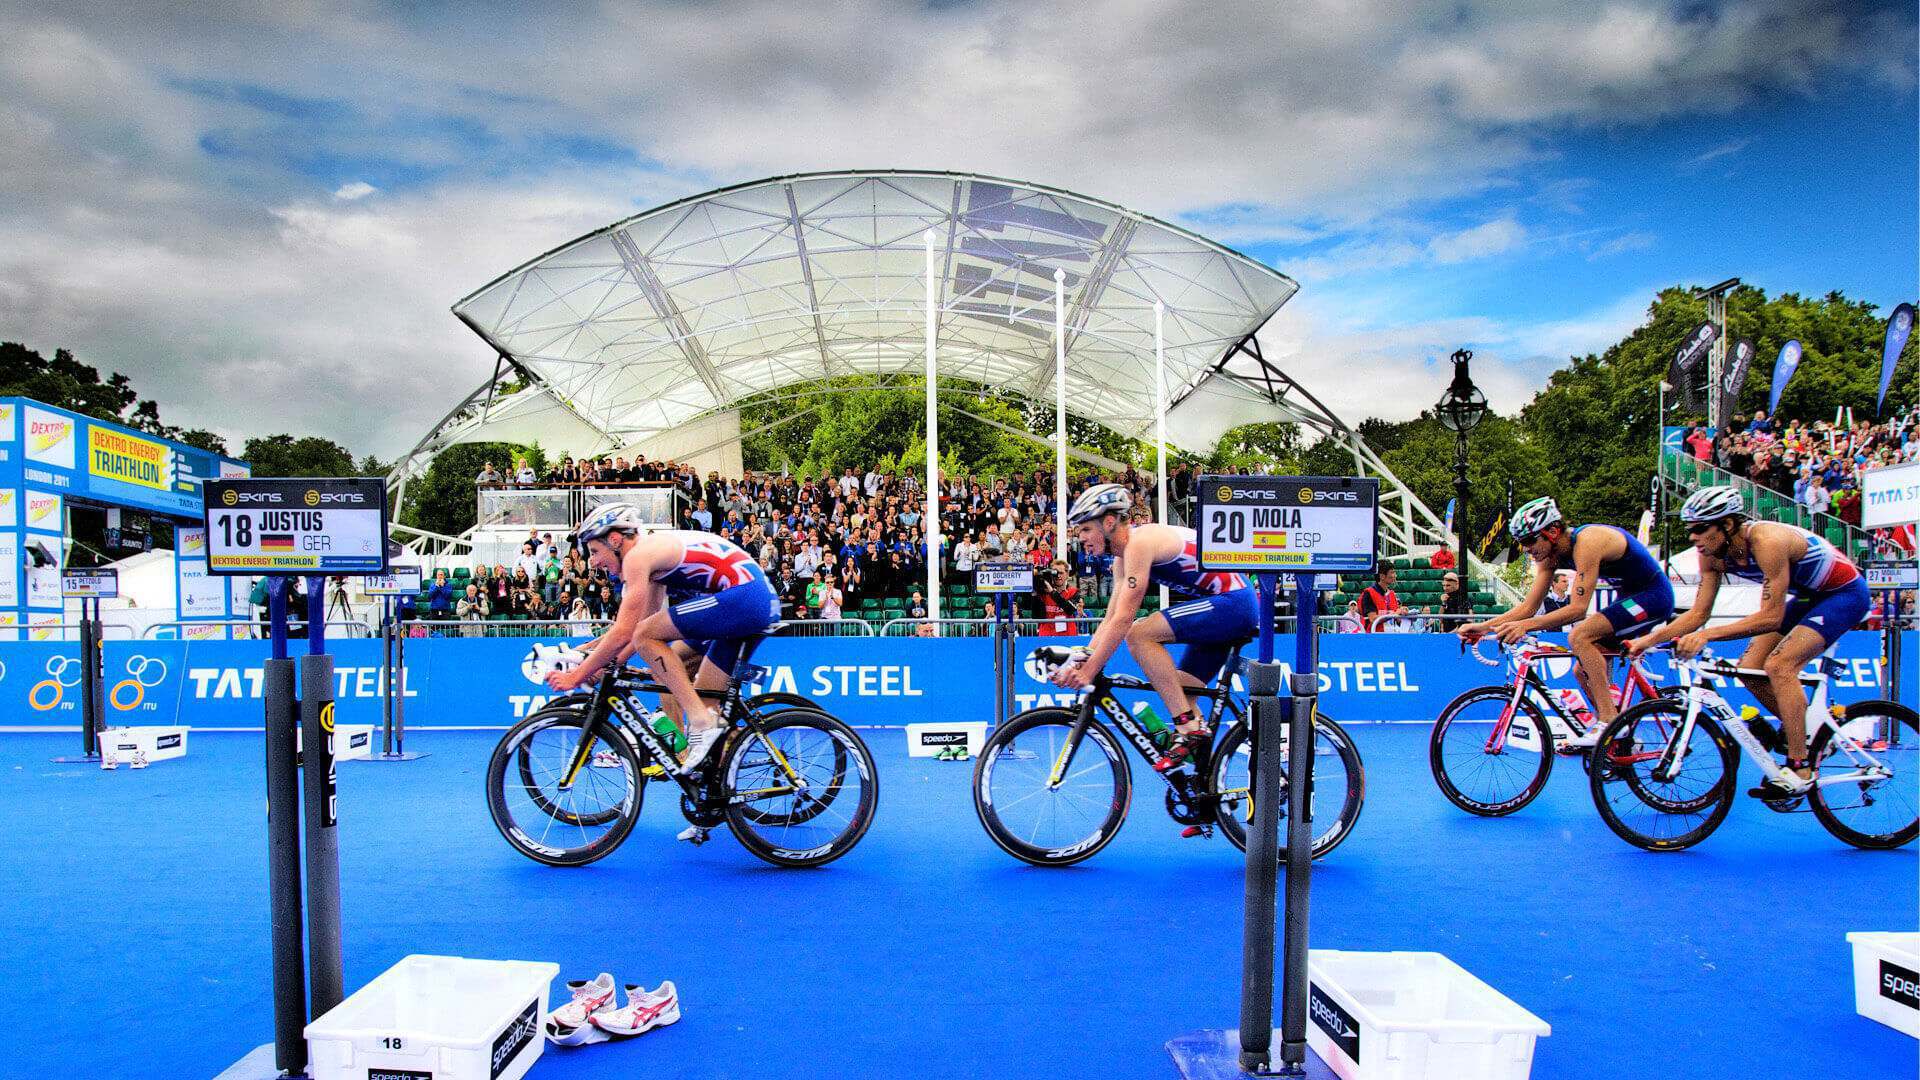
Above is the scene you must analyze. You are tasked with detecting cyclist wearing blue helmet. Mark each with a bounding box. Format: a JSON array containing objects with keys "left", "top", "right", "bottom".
[{"left": 1459, "top": 495, "right": 1675, "bottom": 737}]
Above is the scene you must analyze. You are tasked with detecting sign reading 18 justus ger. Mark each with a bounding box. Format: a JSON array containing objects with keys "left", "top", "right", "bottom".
[
  {"left": 202, "top": 478, "right": 389, "bottom": 576},
  {"left": 1196, "top": 475, "right": 1379, "bottom": 574}
]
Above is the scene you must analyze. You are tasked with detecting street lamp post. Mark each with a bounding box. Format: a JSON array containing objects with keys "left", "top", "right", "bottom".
[{"left": 1435, "top": 349, "right": 1488, "bottom": 589}]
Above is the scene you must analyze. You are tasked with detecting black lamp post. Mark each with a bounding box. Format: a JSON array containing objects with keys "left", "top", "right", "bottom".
[{"left": 1435, "top": 349, "right": 1488, "bottom": 587}]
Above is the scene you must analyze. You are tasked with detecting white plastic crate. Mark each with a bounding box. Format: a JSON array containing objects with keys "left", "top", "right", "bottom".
[
  {"left": 907, "top": 721, "right": 988, "bottom": 757},
  {"left": 1848, "top": 931, "right": 1920, "bottom": 1037},
  {"left": 100, "top": 726, "right": 188, "bottom": 769},
  {"left": 305, "top": 955, "right": 560, "bottom": 1080},
  {"left": 1306, "top": 950, "right": 1549, "bottom": 1080}
]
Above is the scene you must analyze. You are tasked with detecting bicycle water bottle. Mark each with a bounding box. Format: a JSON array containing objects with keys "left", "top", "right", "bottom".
[
  {"left": 650, "top": 711, "right": 688, "bottom": 755},
  {"left": 1136, "top": 704, "right": 1173, "bottom": 749},
  {"left": 1556, "top": 689, "right": 1594, "bottom": 729}
]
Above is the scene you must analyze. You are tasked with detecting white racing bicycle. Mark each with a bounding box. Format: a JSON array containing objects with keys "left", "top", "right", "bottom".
[{"left": 1588, "top": 645, "right": 1917, "bottom": 851}]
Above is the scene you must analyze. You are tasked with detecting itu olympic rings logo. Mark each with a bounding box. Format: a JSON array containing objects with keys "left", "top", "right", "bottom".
[
  {"left": 110, "top": 655, "right": 168, "bottom": 712},
  {"left": 29, "top": 656, "right": 83, "bottom": 711}
]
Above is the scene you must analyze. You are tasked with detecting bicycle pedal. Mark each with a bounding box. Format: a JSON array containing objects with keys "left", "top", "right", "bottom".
[{"left": 1179, "top": 825, "right": 1212, "bottom": 839}]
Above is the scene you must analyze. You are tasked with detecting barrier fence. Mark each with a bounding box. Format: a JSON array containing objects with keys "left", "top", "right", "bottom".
[{"left": 2, "top": 627, "right": 1908, "bottom": 733}]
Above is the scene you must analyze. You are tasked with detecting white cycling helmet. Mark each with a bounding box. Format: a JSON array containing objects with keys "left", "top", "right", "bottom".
[
  {"left": 1067, "top": 483, "right": 1132, "bottom": 525},
  {"left": 573, "top": 502, "right": 645, "bottom": 546},
  {"left": 1508, "top": 496, "right": 1563, "bottom": 541},
  {"left": 1680, "top": 485, "right": 1746, "bottom": 524},
  {"left": 521, "top": 642, "right": 586, "bottom": 683}
]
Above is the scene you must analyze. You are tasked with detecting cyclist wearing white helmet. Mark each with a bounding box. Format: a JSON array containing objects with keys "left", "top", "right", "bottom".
[
  {"left": 1625, "top": 485, "right": 1869, "bottom": 799},
  {"left": 1049, "top": 482, "right": 1258, "bottom": 775},
  {"left": 544, "top": 504, "right": 781, "bottom": 773},
  {"left": 1459, "top": 494, "right": 1675, "bottom": 737}
]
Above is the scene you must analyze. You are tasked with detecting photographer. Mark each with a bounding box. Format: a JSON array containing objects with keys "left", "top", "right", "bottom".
[{"left": 1029, "top": 558, "right": 1082, "bottom": 636}]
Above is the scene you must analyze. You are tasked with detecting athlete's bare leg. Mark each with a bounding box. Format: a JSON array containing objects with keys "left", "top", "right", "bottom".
[
  {"left": 632, "top": 610, "right": 717, "bottom": 732},
  {"left": 1567, "top": 613, "right": 1621, "bottom": 724},
  {"left": 1126, "top": 614, "right": 1204, "bottom": 728}
]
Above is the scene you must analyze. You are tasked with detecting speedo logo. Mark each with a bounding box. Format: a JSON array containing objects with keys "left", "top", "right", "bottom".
[
  {"left": 490, "top": 1000, "right": 539, "bottom": 1078},
  {"left": 920, "top": 732, "right": 967, "bottom": 745},
  {"left": 1882, "top": 960, "right": 1920, "bottom": 1010}
]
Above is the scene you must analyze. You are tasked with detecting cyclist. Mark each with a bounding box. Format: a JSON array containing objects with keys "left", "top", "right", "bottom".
[
  {"left": 1047, "top": 483, "right": 1257, "bottom": 773},
  {"left": 1624, "top": 486, "right": 1870, "bottom": 799},
  {"left": 544, "top": 505, "right": 782, "bottom": 773},
  {"left": 1458, "top": 496, "right": 1674, "bottom": 739}
]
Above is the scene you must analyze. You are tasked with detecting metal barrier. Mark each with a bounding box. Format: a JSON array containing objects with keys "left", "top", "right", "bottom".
[
  {"left": 772, "top": 620, "right": 874, "bottom": 637},
  {"left": 140, "top": 620, "right": 374, "bottom": 640},
  {"left": 14, "top": 622, "right": 137, "bottom": 641},
  {"left": 1364, "top": 611, "right": 1481, "bottom": 634},
  {"left": 403, "top": 618, "right": 609, "bottom": 639},
  {"left": 879, "top": 617, "right": 997, "bottom": 637}
]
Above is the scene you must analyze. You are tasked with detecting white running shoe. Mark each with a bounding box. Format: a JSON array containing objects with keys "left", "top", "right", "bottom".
[
  {"left": 679, "top": 727, "right": 722, "bottom": 772},
  {"left": 590, "top": 750, "right": 622, "bottom": 769},
  {"left": 545, "top": 973, "right": 619, "bottom": 1046},
  {"left": 677, "top": 825, "right": 710, "bottom": 845},
  {"left": 590, "top": 981, "right": 680, "bottom": 1037}
]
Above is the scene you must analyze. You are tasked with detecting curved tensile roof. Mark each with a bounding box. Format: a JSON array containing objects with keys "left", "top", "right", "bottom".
[{"left": 450, "top": 170, "right": 1300, "bottom": 447}]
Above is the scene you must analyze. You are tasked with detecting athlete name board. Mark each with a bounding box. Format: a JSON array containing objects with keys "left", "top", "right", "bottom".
[
  {"left": 362, "top": 565, "right": 423, "bottom": 595},
  {"left": 1867, "top": 561, "right": 1919, "bottom": 590},
  {"left": 1863, "top": 460, "right": 1920, "bottom": 529},
  {"left": 202, "top": 478, "right": 389, "bottom": 576},
  {"left": 1196, "top": 475, "right": 1379, "bottom": 574},
  {"left": 974, "top": 561, "right": 1035, "bottom": 594},
  {"left": 61, "top": 568, "right": 119, "bottom": 598}
]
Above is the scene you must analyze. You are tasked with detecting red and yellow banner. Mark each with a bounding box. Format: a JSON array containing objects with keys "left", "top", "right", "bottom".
[{"left": 88, "top": 427, "right": 171, "bottom": 492}]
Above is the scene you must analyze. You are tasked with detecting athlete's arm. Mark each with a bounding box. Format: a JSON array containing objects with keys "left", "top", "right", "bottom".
[
  {"left": 1459, "top": 561, "right": 1550, "bottom": 640},
  {"left": 1688, "top": 531, "right": 1792, "bottom": 649},
  {"left": 1501, "top": 533, "right": 1608, "bottom": 640},
  {"left": 546, "top": 541, "right": 656, "bottom": 691},
  {"left": 1054, "top": 527, "right": 1169, "bottom": 688}
]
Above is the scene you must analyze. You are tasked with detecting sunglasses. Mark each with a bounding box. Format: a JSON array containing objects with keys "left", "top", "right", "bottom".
[{"left": 1686, "top": 523, "right": 1716, "bottom": 535}]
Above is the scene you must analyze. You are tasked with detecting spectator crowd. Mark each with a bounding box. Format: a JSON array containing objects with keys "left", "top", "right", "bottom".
[{"left": 1677, "top": 406, "right": 1920, "bottom": 531}]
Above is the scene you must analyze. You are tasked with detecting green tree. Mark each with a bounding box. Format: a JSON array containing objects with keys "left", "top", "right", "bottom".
[
  {"left": 0, "top": 341, "right": 230, "bottom": 452},
  {"left": 239, "top": 434, "right": 359, "bottom": 478}
]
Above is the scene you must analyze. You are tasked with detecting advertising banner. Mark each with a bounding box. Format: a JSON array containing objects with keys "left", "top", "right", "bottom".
[
  {"left": 0, "top": 629, "right": 1892, "bottom": 731},
  {"left": 22, "top": 406, "right": 76, "bottom": 469},
  {"left": 87, "top": 425, "right": 173, "bottom": 493},
  {"left": 24, "top": 533, "right": 62, "bottom": 610},
  {"left": 1769, "top": 339, "right": 1804, "bottom": 415},
  {"left": 0, "top": 398, "right": 248, "bottom": 520},
  {"left": 1716, "top": 338, "right": 1756, "bottom": 430},
  {"left": 0, "top": 532, "right": 15, "bottom": 607},
  {"left": 178, "top": 559, "right": 228, "bottom": 617},
  {"left": 1667, "top": 321, "right": 1719, "bottom": 386},
  {"left": 1879, "top": 303, "right": 1915, "bottom": 415},
  {"left": 0, "top": 489, "right": 13, "bottom": 529},
  {"left": 24, "top": 489, "right": 61, "bottom": 532}
]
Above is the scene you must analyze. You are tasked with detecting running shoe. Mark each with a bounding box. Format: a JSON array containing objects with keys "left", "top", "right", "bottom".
[
  {"left": 1747, "top": 768, "right": 1812, "bottom": 802},
  {"left": 545, "top": 973, "right": 619, "bottom": 1046},
  {"left": 1152, "top": 726, "right": 1209, "bottom": 773},
  {"left": 590, "top": 981, "right": 680, "bottom": 1037},
  {"left": 590, "top": 750, "right": 622, "bottom": 769},
  {"left": 679, "top": 727, "right": 723, "bottom": 772}
]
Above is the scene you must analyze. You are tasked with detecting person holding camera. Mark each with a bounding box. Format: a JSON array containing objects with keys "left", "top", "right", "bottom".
[{"left": 1030, "top": 558, "right": 1081, "bottom": 636}]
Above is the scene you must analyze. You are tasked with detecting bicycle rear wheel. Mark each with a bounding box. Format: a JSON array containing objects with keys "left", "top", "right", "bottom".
[
  {"left": 973, "top": 709, "right": 1131, "bottom": 866},
  {"left": 723, "top": 709, "right": 877, "bottom": 867},
  {"left": 488, "top": 711, "right": 643, "bottom": 867},
  {"left": 1809, "top": 700, "right": 1919, "bottom": 849},
  {"left": 1428, "top": 687, "right": 1554, "bottom": 816},
  {"left": 1588, "top": 700, "right": 1735, "bottom": 851},
  {"left": 1213, "top": 712, "right": 1365, "bottom": 859}
]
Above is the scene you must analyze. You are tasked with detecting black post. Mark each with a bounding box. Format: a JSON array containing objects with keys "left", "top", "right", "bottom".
[
  {"left": 380, "top": 599, "right": 394, "bottom": 758},
  {"left": 1454, "top": 431, "right": 1471, "bottom": 591},
  {"left": 89, "top": 598, "right": 106, "bottom": 746},
  {"left": 394, "top": 616, "right": 408, "bottom": 756},
  {"left": 301, "top": 579, "right": 344, "bottom": 1019},
  {"left": 1238, "top": 655, "right": 1284, "bottom": 1073},
  {"left": 80, "top": 601, "right": 100, "bottom": 758},
  {"left": 262, "top": 582, "right": 307, "bottom": 1075},
  {"left": 1278, "top": 574, "right": 1320, "bottom": 1071}
]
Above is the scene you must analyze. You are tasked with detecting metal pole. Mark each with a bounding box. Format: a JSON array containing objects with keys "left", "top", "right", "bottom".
[
  {"left": 1055, "top": 267, "right": 1068, "bottom": 556},
  {"left": 926, "top": 228, "right": 942, "bottom": 622},
  {"left": 1156, "top": 301, "right": 1170, "bottom": 608},
  {"left": 1239, "top": 571, "right": 1283, "bottom": 1073},
  {"left": 301, "top": 578, "right": 343, "bottom": 1019},
  {"left": 90, "top": 598, "right": 106, "bottom": 745},
  {"left": 1658, "top": 380, "right": 1672, "bottom": 573},
  {"left": 1279, "top": 573, "right": 1320, "bottom": 1071},
  {"left": 262, "top": 579, "right": 307, "bottom": 1074},
  {"left": 81, "top": 600, "right": 100, "bottom": 757},
  {"left": 380, "top": 599, "right": 394, "bottom": 757},
  {"left": 394, "top": 614, "right": 408, "bottom": 756}
]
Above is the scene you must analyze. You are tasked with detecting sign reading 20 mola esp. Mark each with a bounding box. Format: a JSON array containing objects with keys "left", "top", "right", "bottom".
[
  {"left": 1196, "top": 475, "right": 1379, "bottom": 574},
  {"left": 202, "top": 478, "right": 389, "bottom": 576}
]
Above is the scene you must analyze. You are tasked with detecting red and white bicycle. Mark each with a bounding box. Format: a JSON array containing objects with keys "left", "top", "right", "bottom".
[{"left": 1428, "top": 634, "right": 1677, "bottom": 816}]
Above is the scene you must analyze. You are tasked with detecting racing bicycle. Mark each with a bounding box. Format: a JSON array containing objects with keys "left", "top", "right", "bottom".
[
  {"left": 486, "top": 641, "right": 878, "bottom": 868},
  {"left": 972, "top": 645, "right": 1364, "bottom": 867},
  {"left": 1429, "top": 635, "right": 1679, "bottom": 816},
  {"left": 1589, "top": 646, "right": 1917, "bottom": 851}
]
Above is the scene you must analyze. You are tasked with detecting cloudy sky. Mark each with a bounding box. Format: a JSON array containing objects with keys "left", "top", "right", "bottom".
[{"left": 1, "top": 0, "right": 1914, "bottom": 459}]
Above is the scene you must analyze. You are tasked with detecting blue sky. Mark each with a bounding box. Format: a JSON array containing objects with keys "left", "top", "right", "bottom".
[{"left": 0, "top": 1, "right": 1912, "bottom": 456}]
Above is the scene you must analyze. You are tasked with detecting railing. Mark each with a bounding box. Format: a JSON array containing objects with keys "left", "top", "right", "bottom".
[
  {"left": 402, "top": 618, "right": 608, "bottom": 639},
  {"left": 1363, "top": 612, "right": 1480, "bottom": 634},
  {"left": 772, "top": 620, "right": 874, "bottom": 637},
  {"left": 8, "top": 622, "right": 138, "bottom": 642},
  {"left": 140, "top": 620, "right": 376, "bottom": 640},
  {"left": 475, "top": 484, "right": 682, "bottom": 533},
  {"left": 879, "top": 618, "right": 997, "bottom": 637}
]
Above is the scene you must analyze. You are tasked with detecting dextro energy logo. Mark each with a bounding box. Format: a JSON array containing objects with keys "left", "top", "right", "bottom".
[
  {"left": 26, "top": 492, "right": 59, "bottom": 527},
  {"left": 110, "top": 655, "right": 168, "bottom": 711},
  {"left": 29, "top": 656, "right": 83, "bottom": 711}
]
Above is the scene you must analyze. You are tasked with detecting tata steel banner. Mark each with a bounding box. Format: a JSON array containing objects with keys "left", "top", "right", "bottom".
[{"left": 0, "top": 632, "right": 1906, "bottom": 731}]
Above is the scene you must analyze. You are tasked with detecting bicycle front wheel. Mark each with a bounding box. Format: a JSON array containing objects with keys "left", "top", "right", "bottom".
[
  {"left": 1809, "top": 700, "right": 1919, "bottom": 849},
  {"left": 1588, "top": 700, "right": 1735, "bottom": 851},
  {"left": 1428, "top": 687, "right": 1554, "bottom": 816},
  {"left": 723, "top": 709, "right": 878, "bottom": 868},
  {"left": 487, "top": 711, "right": 643, "bottom": 867},
  {"left": 973, "top": 709, "right": 1132, "bottom": 866},
  {"left": 1213, "top": 712, "right": 1366, "bottom": 859}
]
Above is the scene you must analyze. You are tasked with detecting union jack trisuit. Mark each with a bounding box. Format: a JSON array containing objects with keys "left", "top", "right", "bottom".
[
  {"left": 1147, "top": 527, "right": 1260, "bottom": 685},
  {"left": 653, "top": 531, "right": 782, "bottom": 679}
]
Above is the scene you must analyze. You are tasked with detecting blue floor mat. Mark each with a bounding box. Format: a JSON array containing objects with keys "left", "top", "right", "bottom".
[{"left": 0, "top": 726, "right": 1911, "bottom": 1079}]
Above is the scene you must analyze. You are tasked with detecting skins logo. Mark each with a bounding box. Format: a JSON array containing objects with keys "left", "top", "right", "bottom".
[
  {"left": 1882, "top": 960, "right": 1920, "bottom": 1010},
  {"left": 490, "top": 999, "right": 539, "bottom": 1079},
  {"left": 1296, "top": 486, "right": 1313, "bottom": 504},
  {"left": 1308, "top": 983, "right": 1361, "bottom": 1062}
]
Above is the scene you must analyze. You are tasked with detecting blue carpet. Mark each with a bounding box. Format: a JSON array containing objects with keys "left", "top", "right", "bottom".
[{"left": 0, "top": 726, "right": 1912, "bottom": 1079}]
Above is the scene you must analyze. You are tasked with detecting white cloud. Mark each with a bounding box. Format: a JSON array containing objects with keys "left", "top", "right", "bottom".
[
  {"left": 1427, "top": 218, "right": 1527, "bottom": 265},
  {"left": 332, "top": 180, "right": 376, "bottom": 201}
]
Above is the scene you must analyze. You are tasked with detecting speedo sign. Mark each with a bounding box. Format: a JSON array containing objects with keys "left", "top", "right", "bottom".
[{"left": 1196, "top": 475, "right": 1379, "bottom": 574}]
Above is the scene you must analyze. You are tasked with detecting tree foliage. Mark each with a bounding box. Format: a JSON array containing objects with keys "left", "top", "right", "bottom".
[
  {"left": 0, "top": 341, "right": 227, "bottom": 453},
  {"left": 399, "top": 441, "right": 546, "bottom": 538}
]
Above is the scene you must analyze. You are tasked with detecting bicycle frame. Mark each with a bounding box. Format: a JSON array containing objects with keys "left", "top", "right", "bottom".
[
  {"left": 1045, "top": 659, "right": 1244, "bottom": 790},
  {"left": 1648, "top": 651, "right": 1895, "bottom": 791},
  {"left": 1477, "top": 638, "right": 1663, "bottom": 753}
]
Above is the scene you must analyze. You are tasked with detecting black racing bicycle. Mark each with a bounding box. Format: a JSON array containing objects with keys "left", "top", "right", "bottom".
[
  {"left": 972, "top": 645, "right": 1364, "bottom": 866},
  {"left": 486, "top": 641, "right": 878, "bottom": 868}
]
